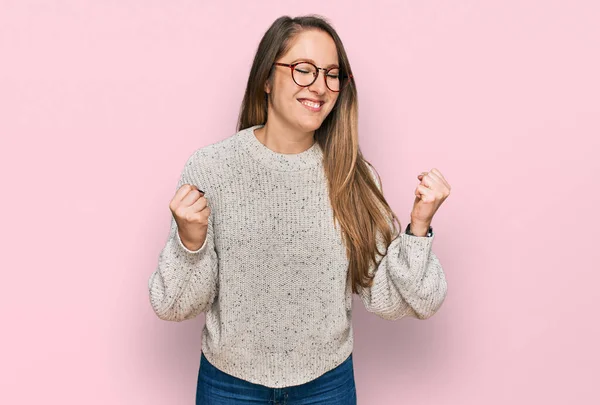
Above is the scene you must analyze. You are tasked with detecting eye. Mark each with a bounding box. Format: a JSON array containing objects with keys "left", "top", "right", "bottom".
[{"left": 327, "top": 69, "right": 340, "bottom": 79}]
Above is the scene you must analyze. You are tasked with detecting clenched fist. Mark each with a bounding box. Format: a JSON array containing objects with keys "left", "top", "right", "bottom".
[{"left": 169, "top": 184, "right": 211, "bottom": 251}]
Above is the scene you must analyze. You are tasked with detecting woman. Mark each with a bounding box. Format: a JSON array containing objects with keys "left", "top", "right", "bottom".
[{"left": 148, "top": 14, "right": 451, "bottom": 405}]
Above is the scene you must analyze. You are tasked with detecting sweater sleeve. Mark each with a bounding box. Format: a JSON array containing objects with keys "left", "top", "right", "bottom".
[
  {"left": 356, "top": 164, "right": 448, "bottom": 320},
  {"left": 148, "top": 154, "right": 219, "bottom": 322}
]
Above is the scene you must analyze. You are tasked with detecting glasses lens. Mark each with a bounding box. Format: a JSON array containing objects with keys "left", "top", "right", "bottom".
[
  {"left": 326, "top": 68, "right": 341, "bottom": 92},
  {"left": 293, "top": 63, "right": 317, "bottom": 86}
]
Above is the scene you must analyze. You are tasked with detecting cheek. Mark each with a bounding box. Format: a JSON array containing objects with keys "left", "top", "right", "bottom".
[
  {"left": 273, "top": 81, "right": 301, "bottom": 106},
  {"left": 325, "top": 98, "right": 339, "bottom": 114}
]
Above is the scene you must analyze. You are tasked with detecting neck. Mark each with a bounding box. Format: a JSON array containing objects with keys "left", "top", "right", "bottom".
[{"left": 254, "top": 120, "right": 316, "bottom": 155}]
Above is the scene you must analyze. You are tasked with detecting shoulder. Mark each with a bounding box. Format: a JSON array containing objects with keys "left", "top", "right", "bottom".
[{"left": 182, "top": 128, "right": 242, "bottom": 174}]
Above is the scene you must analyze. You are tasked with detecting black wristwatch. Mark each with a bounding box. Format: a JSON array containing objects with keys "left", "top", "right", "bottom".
[{"left": 405, "top": 222, "right": 433, "bottom": 237}]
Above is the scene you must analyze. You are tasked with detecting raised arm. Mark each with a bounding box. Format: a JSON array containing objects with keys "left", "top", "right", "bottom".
[
  {"left": 356, "top": 164, "right": 448, "bottom": 320},
  {"left": 148, "top": 153, "right": 219, "bottom": 321},
  {"left": 357, "top": 233, "right": 447, "bottom": 320}
]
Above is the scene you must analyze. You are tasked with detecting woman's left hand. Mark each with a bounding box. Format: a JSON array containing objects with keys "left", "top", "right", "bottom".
[{"left": 411, "top": 168, "right": 451, "bottom": 227}]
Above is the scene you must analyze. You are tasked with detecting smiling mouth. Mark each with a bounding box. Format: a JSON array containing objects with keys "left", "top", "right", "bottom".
[{"left": 298, "top": 99, "right": 324, "bottom": 112}]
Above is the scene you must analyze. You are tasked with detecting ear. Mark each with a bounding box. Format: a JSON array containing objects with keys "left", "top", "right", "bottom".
[{"left": 264, "top": 79, "right": 271, "bottom": 94}]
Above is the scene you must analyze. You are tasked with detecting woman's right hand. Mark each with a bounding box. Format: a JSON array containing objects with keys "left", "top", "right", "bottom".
[{"left": 169, "top": 184, "right": 211, "bottom": 251}]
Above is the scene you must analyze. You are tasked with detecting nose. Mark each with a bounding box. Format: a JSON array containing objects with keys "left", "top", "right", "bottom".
[{"left": 307, "top": 68, "right": 328, "bottom": 94}]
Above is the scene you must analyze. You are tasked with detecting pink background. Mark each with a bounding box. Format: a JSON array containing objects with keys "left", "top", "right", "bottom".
[{"left": 1, "top": 1, "right": 599, "bottom": 404}]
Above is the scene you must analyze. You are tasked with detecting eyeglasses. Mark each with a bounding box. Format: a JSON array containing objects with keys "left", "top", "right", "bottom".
[{"left": 272, "top": 61, "right": 353, "bottom": 93}]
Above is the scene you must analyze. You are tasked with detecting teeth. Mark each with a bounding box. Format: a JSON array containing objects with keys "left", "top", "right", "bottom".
[{"left": 301, "top": 100, "right": 321, "bottom": 108}]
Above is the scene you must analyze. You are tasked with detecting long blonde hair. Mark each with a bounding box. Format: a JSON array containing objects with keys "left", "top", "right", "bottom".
[{"left": 237, "top": 14, "right": 401, "bottom": 294}]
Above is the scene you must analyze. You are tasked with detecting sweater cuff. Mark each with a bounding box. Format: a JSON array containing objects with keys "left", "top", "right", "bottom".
[{"left": 398, "top": 231, "right": 435, "bottom": 252}]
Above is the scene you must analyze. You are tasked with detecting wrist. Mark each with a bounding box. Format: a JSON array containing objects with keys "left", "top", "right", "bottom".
[
  {"left": 407, "top": 220, "right": 433, "bottom": 237},
  {"left": 178, "top": 230, "right": 204, "bottom": 251}
]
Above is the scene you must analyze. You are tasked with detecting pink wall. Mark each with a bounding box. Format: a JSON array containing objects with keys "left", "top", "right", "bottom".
[{"left": 1, "top": 1, "right": 598, "bottom": 404}]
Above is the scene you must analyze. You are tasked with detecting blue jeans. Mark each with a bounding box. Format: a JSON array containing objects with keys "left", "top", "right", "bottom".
[{"left": 196, "top": 351, "right": 357, "bottom": 404}]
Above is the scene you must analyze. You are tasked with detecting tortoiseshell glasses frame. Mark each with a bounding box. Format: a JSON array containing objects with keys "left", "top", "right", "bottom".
[{"left": 272, "top": 61, "right": 354, "bottom": 93}]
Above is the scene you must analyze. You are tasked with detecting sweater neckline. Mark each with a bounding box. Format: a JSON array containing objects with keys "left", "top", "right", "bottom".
[{"left": 239, "top": 124, "right": 323, "bottom": 171}]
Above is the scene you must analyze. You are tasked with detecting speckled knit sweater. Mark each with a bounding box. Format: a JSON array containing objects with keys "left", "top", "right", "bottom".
[{"left": 148, "top": 124, "right": 448, "bottom": 388}]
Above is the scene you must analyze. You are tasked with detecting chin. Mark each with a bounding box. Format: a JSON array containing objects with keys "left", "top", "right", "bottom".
[{"left": 297, "top": 117, "right": 324, "bottom": 131}]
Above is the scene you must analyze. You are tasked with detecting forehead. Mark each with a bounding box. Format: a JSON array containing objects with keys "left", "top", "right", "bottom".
[{"left": 284, "top": 29, "right": 339, "bottom": 66}]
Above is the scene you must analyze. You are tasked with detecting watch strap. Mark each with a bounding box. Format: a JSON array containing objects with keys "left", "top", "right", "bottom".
[{"left": 405, "top": 222, "right": 433, "bottom": 237}]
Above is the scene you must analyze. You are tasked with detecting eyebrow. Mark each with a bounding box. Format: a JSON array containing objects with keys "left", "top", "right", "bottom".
[{"left": 291, "top": 58, "right": 339, "bottom": 68}]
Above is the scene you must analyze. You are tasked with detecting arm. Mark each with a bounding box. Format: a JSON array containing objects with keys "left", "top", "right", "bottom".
[
  {"left": 357, "top": 233, "right": 447, "bottom": 320},
  {"left": 148, "top": 154, "right": 219, "bottom": 322},
  {"left": 356, "top": 164, "right": 448, "bottom": 320}
]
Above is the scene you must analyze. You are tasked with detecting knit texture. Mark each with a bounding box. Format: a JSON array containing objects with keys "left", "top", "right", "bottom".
[{"left": 148, "top": 124, "right": 448, "bottom": 388}]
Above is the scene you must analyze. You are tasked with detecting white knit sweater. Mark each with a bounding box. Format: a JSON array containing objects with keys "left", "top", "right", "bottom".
[{"left": 148, "top": 124, "right": 448, "bottom": 388}]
